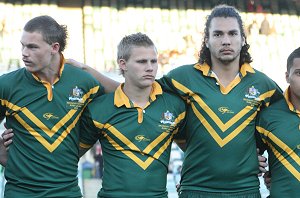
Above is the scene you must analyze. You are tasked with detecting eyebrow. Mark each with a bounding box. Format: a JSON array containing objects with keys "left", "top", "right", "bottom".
[{"left": 213, "top": 29, "right": 239, "bottom": 33}]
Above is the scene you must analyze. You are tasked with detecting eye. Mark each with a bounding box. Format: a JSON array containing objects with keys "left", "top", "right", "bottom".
[
  {"left": 230, "top": 32, "right": 238, "bottom": 36},
  {"left": 213, "top": 33, "right": 221, "bottom": 37},
  {"left": 151, "top": 59, "right": 157, "bottom": 64},
  {"left": 137, "top": 60, "right": 147, "bottom": 64}
]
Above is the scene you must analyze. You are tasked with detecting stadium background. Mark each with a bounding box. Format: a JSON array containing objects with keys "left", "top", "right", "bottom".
[{"left": 0, "top": 0, "right": 299, "bottom": 197}]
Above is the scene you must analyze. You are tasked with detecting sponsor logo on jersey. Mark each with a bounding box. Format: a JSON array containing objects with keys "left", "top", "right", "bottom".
[
  {"left": 245, "top": 86, "right": 260, "bottom": 100},
  {"left": 69, "top": 86, "right": 84, "bottom": 103},
  {"left": 218, "top": 107, "right": 234, "bottom": 114},
  {"left": 135, "top": 135, "right": 150, "bottom": 142},
  {"left": 160, "top": 110, "right": 175, "bottom": 125},
  {"left": 43, "top": 113, "right": 59, "bottom": 120}
]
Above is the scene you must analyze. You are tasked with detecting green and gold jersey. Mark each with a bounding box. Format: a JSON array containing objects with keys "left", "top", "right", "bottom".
[
  {"left": 80, "top": 82, "right": 186, "bottom": 198},
  {"left": 0, "top": 61, "right": 103, "bottom": 198},
  {"left": 158, "top": 63, "right": 283, "bottom": 193},
  {"left": 256, "top": 88, "right": 300, "bottom": 198}
]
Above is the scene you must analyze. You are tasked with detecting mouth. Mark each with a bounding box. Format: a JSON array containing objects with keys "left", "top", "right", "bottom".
[
  {"left": 220, "top": 48, "right": 234, "bottom": 54},
  {"left": 143, "top": 75, "right": 155, "bottom": 79},
  {"left": 23, "top": 59, "right": 32, "bottom": 66}
]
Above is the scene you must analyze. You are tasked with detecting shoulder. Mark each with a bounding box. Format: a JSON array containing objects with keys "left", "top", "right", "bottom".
[
  {"left": 167, "top": 64, "right": 196, "bottom": 76},
  {"left": 63, "top": 64, "right": 95, "bottom": 79},
  {"left": 251, "top": 69, "right": 275, "bottom": 83},
  {"left": 160, "top": 91, "right": 186, "bottom": 110},
  {"left": 0, "top": 68, "right": 27, "bottom": 86},
  {"left": 161, "top": 63, "right": 198, "bottom": 85},
  {"left": 63, "top": 64, "right": 104, "bottom": 92},
  {"left": 259, "top": 98, "right": 286, "bottom": 117},
  {"left": 89, "top": 92, "right": 114, "bottom": 107}
]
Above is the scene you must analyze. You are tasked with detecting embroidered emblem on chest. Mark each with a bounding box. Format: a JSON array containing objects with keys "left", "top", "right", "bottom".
[
  {"left": 67, "top": 86, "right": 85, "bottom": 110},
  {"left": 159, "top": 110, "right": 176, "bottom": 132},
  {"left": 243, "top": 86, "right": 261, "bottom": 106}
]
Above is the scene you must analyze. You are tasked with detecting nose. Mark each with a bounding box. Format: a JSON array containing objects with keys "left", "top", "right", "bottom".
[
  {"left": 146, "top": 61, "right": 154, "bottom": 71},
  {"left": 22, "top": 47, "right": 29, "bottom": 57},
  {"left": 221, "top": 35, "right": 231, "bottom": 46}
]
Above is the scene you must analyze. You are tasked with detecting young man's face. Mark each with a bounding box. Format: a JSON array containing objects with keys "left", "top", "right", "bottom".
[
  {"left": 206, "top": 17, "right": 245, "bottom": 65},
  {"left": 21, "top": 31, "right": 54, "bottom": 74},
  {"left": 121, "top": 46, "right": 158, "bottom": 89},
  {"left": 286, "top": 58, "right": 300, "bottom": 102}
]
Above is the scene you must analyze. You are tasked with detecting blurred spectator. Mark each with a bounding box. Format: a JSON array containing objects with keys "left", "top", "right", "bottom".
[
  {"left": 248, "top": 20, "right": 260, "bottom": 36},
  {"left": 92, "top": 142, "right": 103, "bottom": 179},
  {"left": 260, "top": 16, "right": 271, "bottom": 36}
]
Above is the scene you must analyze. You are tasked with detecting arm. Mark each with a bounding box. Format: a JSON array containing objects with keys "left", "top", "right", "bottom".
[
  {"left": 263, "top": 171, "right": 271, "bottom": 189},
  {"left": 66, "top": 59, "right": 120, "bottom": 93},
  {"left": 0, "top": 137, "right": 7, "bottom": 166},
  {"left": 0, "top": 128, "right": 14, "bottom": 167},
  {"left": 257, "top": 148, "right": 268, "bottom": 176}
]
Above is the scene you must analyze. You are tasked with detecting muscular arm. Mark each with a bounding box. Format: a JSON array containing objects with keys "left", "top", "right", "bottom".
[{"left": 66, "top": 59, "right": 120, "bottom": 93}]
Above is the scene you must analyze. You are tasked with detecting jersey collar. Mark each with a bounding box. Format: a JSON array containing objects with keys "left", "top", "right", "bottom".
[
  {"left": 193, "top": 62, "right": 255, "bottom": 94},
  {"left": 193, "top": 62, "right": 255, "bottom": 77},
  {"left": 284, "top": 87, "right": 300, "bottom": 116},
  {"left": 114, "top": 81, "right": 163, "bottom": 108},
  {"left": 31, "top": 54, "right": 65, "bottom": 101}
]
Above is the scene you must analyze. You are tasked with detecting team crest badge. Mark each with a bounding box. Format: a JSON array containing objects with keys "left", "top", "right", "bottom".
[
  {"left": 245, "top": 86, "right": 260, "bottom": 100},
  {"left": 69, "top": 86, "right": 84, "bottom": 103},
  {"left": 160, "top": 110, "right": 175, "bottom": 125}
]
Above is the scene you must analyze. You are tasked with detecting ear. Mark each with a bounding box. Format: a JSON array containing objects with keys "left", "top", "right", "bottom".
[
  {"left": 242, "top": 36, "right": 246, "bottom": 46},
  {"left": 285, "top": 71, "right": 290, "bottom": 84},
  {"left": 118, "top": 59, "right": 127, "bottom": 72},
  {"left": 51, "top": 42, "right": 60, "bottom": 54},
  {"left": 205, "top": 38, "right": 209, "bottom": 48}
]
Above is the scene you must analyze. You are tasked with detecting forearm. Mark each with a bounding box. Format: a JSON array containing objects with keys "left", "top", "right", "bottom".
[
  {"left": 82, "top": 66, "right": 120, "bottom": 93},
  {"left": 0, "top": 154, "right": 7, "bottom": 167}
]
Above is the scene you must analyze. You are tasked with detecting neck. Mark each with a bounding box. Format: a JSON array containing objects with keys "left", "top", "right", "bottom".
[
  {"left": 122, "top": 84, "right": 152, "bottom": 108},
  {"left": 36, "top": 54, "right": 61, "bottom": 84},
  {"left": 290, "top": 94, "right": 300, "bottom": 112},
  {"left": 211, "top": 58, "right": 240, "bottom": 87}
]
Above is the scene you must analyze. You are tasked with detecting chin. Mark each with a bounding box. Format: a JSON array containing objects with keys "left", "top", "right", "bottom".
[{"left": 25, "top": 67, "right": 37, "bottom": 74}]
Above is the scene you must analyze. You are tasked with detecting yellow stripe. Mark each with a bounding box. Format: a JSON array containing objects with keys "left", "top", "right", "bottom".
[
  {"left": 257, "top": 126, "right": 300, "bottom": 166},
  {"left": 21, "top": 107, "right": 77, "bottom": 137},
  {"left": 220, "top": 76, "right": 241, "bottom": 94},
  {"left": 104, "top": 124, "right": 141, "bottom": 151},
  {"left": 1, "top": 85, "right": 99, "bottom": 152},
  {"left": 15, "top": 105, "right": 85, "bottom": 152},
  {"left": 101, "top": 112, "right": 185, "bottom": 170},
  {"left": 192, "top": 103, "right": 257, "bottom": 147},
  {"left": 1, "top": 99, "right": 22, "bottom": 113},
  {"left": 258, "top": 90, "right": 275, "bottom": 107},
  {"left": 172, "top": 79, "right": 254, "bottom": 132},
  {"left": 143, "top": 112, "right": 185, "bottom": 153},
  {"left": 93, "top": 120, "right": 104, "bottom": 128},
  {"left": 269, "top": 143, "right": 300, "bottom": 181},
  {"left": 79, "top": 142, "right": 93, "bottom": 149}
]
